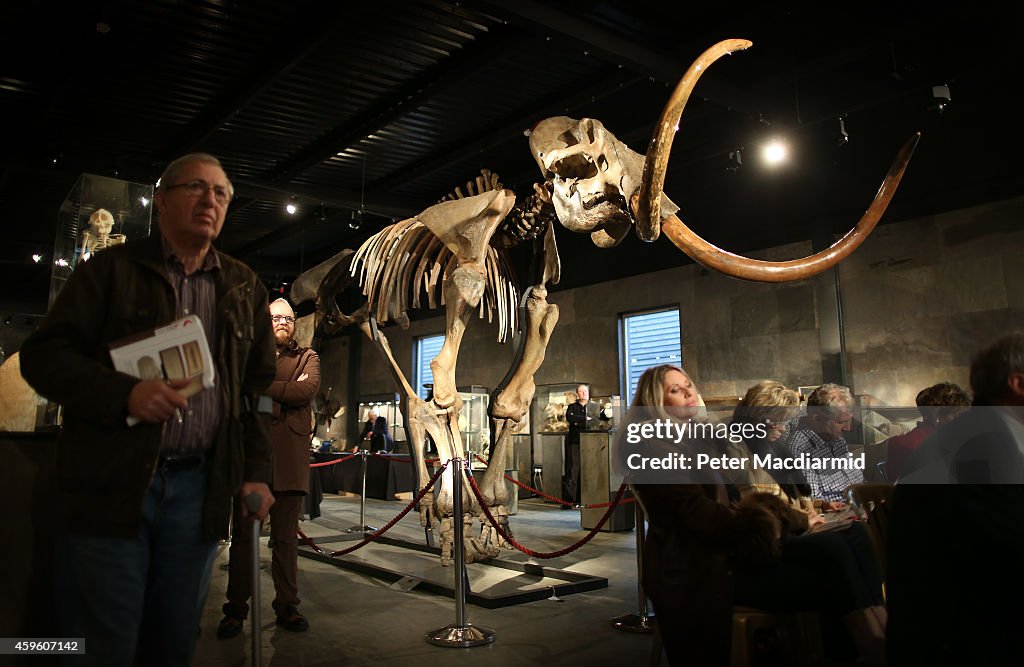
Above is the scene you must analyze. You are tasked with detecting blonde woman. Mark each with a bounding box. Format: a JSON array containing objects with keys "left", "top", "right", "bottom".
[{"left": 729, "top": 381, "right": 831, "bottom": 525}]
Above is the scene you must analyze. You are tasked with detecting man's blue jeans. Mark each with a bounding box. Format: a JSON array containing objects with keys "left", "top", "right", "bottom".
[{"left": 55, "top": 462, "right": 218, "bottom": 667}]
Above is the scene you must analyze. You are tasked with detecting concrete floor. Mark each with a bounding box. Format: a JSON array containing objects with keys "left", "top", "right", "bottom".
[{"left": 194, "top": 494, "right": 653, "bottom": 667}]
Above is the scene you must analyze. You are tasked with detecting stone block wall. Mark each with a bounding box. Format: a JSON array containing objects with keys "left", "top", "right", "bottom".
[{"left": 838, "top": 196, "right": 1024, "bottom": 405}]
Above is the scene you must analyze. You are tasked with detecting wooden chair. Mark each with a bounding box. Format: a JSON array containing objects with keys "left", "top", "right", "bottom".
[
  {"left": 636, "top": 487, "right": 826, "bottom": 667},
  {"left": 649, "top": 606, "right": 824, "bottom": 667},
  {"left": 845, "top": 483, "right": 894, "bottom": 577}
]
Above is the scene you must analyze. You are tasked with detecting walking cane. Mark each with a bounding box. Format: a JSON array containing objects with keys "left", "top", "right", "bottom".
[{"left": 245, "top": 493, "right": 263, "bottom": 667}]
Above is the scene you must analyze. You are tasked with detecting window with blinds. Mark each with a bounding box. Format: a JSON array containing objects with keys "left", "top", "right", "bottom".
[
  {"left": 414, "top": 334, "right": 445, "bottom": 400},
  {"left": 620, "top": 308, "right": 682, "bottom": 406}
]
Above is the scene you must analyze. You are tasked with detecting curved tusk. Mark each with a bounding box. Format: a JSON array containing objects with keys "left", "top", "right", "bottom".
[
  {"left": 655, "top": 133, "right": 921, "bottom": 282},
  {"left": 635, "top": 38, "right": 753, "bottom": 242}
]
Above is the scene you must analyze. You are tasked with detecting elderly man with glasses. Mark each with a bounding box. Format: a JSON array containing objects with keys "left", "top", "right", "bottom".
[
  {"left": 218, "top": 297, "right": 319, "bottom": 637},
  {"left": 785, "top": 383, "right": 864, "bottom": 502},
  {"left": 20, "top": 153, "right": 277, "bottom": 666}
]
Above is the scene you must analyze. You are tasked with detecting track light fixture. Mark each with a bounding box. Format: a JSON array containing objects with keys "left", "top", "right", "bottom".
[
  {"left": 726, "top": 149, "right": 743, "bottom": 173},
  {"left": 837, "top": 116, "right": 849, "bottom": 146},
  {"left": 285, "top": 197, "right": 298, "bottom": 215},
  {"left": 930, "top": 84, "right": 951, "bottom": 113}
]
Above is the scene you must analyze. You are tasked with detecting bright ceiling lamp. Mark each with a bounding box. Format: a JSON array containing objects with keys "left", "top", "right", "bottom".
[{"left": 760, "top": 138, "right": 790, "bottom": 167}]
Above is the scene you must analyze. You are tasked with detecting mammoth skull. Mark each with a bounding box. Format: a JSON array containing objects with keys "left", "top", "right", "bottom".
[{"left": 529, "top": 116, "right": 677, "bottom": 248}]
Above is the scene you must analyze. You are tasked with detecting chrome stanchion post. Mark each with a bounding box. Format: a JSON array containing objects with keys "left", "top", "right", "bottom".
[
  {"left": 245, "top": 493, "right": 264, "bottom": 666},
  {"left": 611, "top": 500, "right": 655, "bottom": 633},
  {"left": 347, "top": 449, "right": 378, "bottom": 533},
  {"left": 425, "top": 458, "right": 495, "bottom": 647}
]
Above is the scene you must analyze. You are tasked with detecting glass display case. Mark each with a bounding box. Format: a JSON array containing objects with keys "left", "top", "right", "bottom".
[
  {"left": 856, "top": 394, "right": 919, "bottom": 446},
  {"left": 587, "top": 394, "right": 621, "bottom": 432},
  {"left": 50, "top": 173, "right": 154, "bottom": 307},
  {"left": 457, "top": 385, "right": 490, "bottom": 459},
  {"left": 532, "top": 383, "right": 582, "bottom": 434},
  {"left": 357, "top": 393, "right": 403, "bottom": 450}
]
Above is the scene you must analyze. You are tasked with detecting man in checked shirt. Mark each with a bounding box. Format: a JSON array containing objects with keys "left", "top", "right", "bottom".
[
  {"left": 785, "top": 383, "right": 864, "bottom": 503},
  {"left": 21, "top": 153, "right": 276, "bottom": 667}
]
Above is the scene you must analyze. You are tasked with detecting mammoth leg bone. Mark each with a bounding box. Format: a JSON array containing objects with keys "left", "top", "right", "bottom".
[
  {"left": 417, "top": 189, "right": 516, "bottom": 407},
  {"left": 359, "top": 320, "right": 470, "bottom": 561},
  {"left": 478, "top": 283, "right": 560, "bottom": 552},
  {"left": 405, "top": 397, "right": 475, "bottom": 566},
  {"left": 407, "top": 398, "right": 500, "bottom": 566},
  {"left": 429, "top": 264, "right": 486, "bottom": 409}
]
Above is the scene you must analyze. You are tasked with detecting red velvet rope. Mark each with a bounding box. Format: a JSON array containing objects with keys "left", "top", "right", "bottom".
[
  {"left": 297, "top": 461, "right": 449, "bottom": 557},
  {"left": 308, "top": 453, "right": 359, "bottom": 468},
  {"left": 367, "top": 453, "right": 441, "bottom": 464},
  {"left": 467, "top": 471, "right": 630, "bottom": 559},
  {"left": 472, "top": 454, "right": 634, "bottom": 509}
]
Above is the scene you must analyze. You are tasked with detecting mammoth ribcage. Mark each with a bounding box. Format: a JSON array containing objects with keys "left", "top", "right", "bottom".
[{"left": 350, "top": 218, "right": 520, "bottom": 342}]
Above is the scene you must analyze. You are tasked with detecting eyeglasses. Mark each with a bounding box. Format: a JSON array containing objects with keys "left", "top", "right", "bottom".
[
  {"left": 163, "top": 179, "right": 233, "bottom": 206},
  {"left": 271, "top": 315, "right": 295, "bottom": 324}
]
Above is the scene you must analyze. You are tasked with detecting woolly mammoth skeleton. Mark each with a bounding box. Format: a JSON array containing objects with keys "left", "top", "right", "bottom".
[{"left": 292, "top": 40, "right": 918, "bottom": 565}]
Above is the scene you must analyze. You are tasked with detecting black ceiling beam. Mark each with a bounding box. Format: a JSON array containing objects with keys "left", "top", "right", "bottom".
[
  {"left": 231, "top": 178, "right": 420, "bottom": 220},
  {"left": 228, "top": 211, "right": 328, "bottom": 259},
  {"left": 167, "top": 4, "right": 355, "bottom": 156},
  {"left": 478, "top": 0, "right": 763, "bottom": 117},
  {"left": 368, "top": 68, "right": 645, "bottom": 194},
  {"left": 264, "top": 24, "right": 524, "bottom": 183}
]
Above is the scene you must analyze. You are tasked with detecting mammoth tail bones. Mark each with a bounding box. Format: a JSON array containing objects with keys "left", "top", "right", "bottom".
[{"left": 291, "top": 39, "right": 918, "bottom": 565}]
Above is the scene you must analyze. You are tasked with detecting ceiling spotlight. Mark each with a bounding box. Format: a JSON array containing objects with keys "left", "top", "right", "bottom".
[
  {"left": 348, "top": 210, "right": 362, "bottom": 230},
  {"left": 285, "top": 197, "right": 299, "bottom": 215},
  {"left": 32, "top": 253, "right": 43, "bottom": 263},
  {"left": 726, "top": 149, "right": 743, "bottom": 173},
  {"left": 760, "top": 138, "right": 789, "bottom": 167},
  {"left": 837, "top": 117, "right": 849, "bottom": 147},
  {"left": 930, "top": 84, "right": 951, "bottom": 113},
  {"left": 139, "top": 196, "right": 150, "bottom": 207}
]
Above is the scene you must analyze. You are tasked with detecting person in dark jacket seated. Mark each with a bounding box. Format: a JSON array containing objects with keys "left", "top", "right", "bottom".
[{"left": 889, "top": 334, "right": 1024, "bottom": 666}]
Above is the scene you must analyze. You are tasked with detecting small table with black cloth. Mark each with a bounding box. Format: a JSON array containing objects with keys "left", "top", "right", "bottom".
[{"left": 305, "top": 452, "right": 416, "bottom": 516}]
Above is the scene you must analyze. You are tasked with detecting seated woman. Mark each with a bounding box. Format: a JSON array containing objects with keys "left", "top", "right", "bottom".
[
  {"left": 729, "top": 380, "right": 851, "bottom": 524},
  {"left": 627, "top": 365, "right": 886, "bottom": 667}
]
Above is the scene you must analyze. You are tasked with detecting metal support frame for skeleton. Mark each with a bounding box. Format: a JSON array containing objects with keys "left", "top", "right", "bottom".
[{"left": 292, "top": 39, "right": 918, "bottom": 565}]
